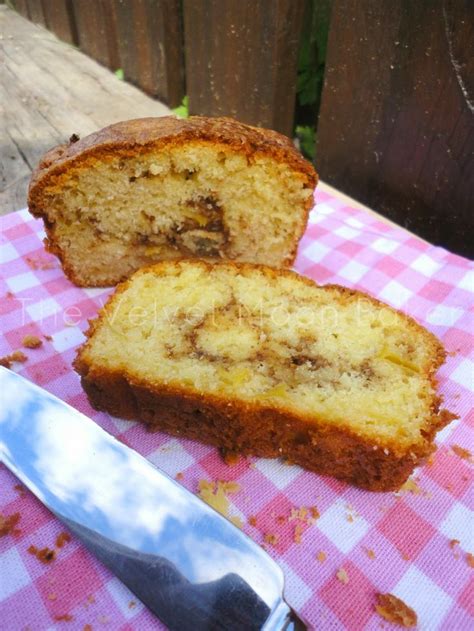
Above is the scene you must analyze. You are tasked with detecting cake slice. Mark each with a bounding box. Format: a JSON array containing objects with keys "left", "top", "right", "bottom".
[
  {"left": 74, "top": 260, "right": 452, "bottom": 491},
  {"left": 28, "top": 116, "right": 317, "bottom": 287}
]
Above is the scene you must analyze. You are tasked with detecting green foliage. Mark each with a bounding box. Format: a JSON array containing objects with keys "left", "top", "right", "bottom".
[
  {"left": 295, "top": 0, "right": 332, "bottom": 160},
  {"left": 172, "top": 95, "right": 189, "bottom": 119},
  {"left": 115, "top": 68, "right": 124, "bottom": 81},
  {"left": 295, "top": 125, "right": 316, "bottom": 160}
]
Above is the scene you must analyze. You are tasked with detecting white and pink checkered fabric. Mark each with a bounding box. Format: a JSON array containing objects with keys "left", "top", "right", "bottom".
[{"left": 1, "top": 188, "right": 473, "bottom": 630}]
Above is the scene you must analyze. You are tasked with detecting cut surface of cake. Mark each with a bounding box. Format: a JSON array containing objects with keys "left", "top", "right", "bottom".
[
  {"left": 28, "top": 116, "right": 317, "bottom": 286},
  {"left": 74, "top": 260, "right": 452, "bottom": 490}
]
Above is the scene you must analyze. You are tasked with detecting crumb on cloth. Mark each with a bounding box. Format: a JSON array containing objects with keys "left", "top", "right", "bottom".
[
  {"left": 264, "top": 533, "right": 279, "bottom": 546},
  {"left": 28, "top": 545, "right": 56, "bottom": 563},
  {"left": 336, "top": 568, "right": 349, "bottom": 584},
  {"left": 25, "top": 256, "right": 55, "bottom": 270},
  {"left": 363, "top": 546, "right": 376, "bottom": 559},
  {"left": 0, "top": 512, "right": 21, "bottom": 537},
  {"left": 0, "top": 350, "right": 27, "bottom": 368},
  {"left": 56, "top": 531, "right": 72, "bottom": 548},
  {"left": 22, "top": 335, "right": 43, "bottom": 349},
  {"left": 197, "top": 479, "right": 242, "bottom": 526},
  {"left": 221, "top": 449, "right": 241, "bottom": 466},
  {"left": 54, "top": 614, "right": 74, "bottom": 622},
  {"left": 375, "top": 593, "right": 417, "bottom": 627},
  {"left": 451, "top": 445, "right": 473, "bottom": 463}
]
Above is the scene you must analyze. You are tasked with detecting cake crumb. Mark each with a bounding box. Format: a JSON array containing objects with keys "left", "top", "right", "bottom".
[
  {"left": 364, "top": 547, "right": 376, "bottom": 559},
  {"left": 289, "top": 506, "right": 308, "bottom": 522},
  {"left": 375, "top": 593, "right": 417, "bottom": 627},
  {"left": 449, "top": 539, "right": 460, "bottom": 549},
  {"left": 309, "top": 506, "right": 320, "bottom": 520},
  {"left": 44, "top": 334, "right": 53, "bottom": 341},
  {"left": 25, "top": 256, "right": 55, "bottom": 270},
  {"left": 14, "top": 484, "right": 26, "bottom": 495},
  {"left": 197, "top": 479, "right": 241, "bottom": 523},
  {"left": 22, "top": 335, "right": 43, "bottom": 349},
  {"left": 346, "top": 513, "right": 354, "bottom": 522},
  {"left": 399, "top": 478, "right": 423, "bottom": 495},
  {"left": 220, "top": 481, "right": 241, "bottom": 494},
  {"left": 128, "top": 601, "right": 136, "bottom": 609},
  {"left": 466, "top": 553, "right": 474, "bottom": 568},
  {"left": 336, "top": 568, "right": 349, "bottom": 584},
  {"left": 293, "top": 523, "right": 304, "bottom": 544},
  {"left": 54, "top": 614, "right": 73, "bottom": 622},
  {"left": 175, "top": 472, "right": 184, "bottom": 481},
  {"left": 0, "top": 512, "right": 21, "bottom": 537},
  {"left": 221, "top": 450, "right": 241, "bottom": 466},
  {"left": 264, "top": 533, "right": 279, "bottom": 546},
  {"left": 83, "top": 625, "right": 93, "bottom": 631},
  {"left": 28, "top": 545, "right": 56, "bottom": 563},
  {"left": 48, "top": 593, "right": 57, "bottom": 601},
  {"left": 98, "top": 615, "right": 109, "bottom": 624},
  {"left": 0, "top": 350, "right": 28, "bottom": 368},
  {"left": 56, "top": 531, "right": 72, "bottom": 548},
  {"left": 87, "top": 594, "right": 96, "bottom": 604},
  {"left": 451, "top": 445, "right": 473, "bottom": 463},
  {"left": 248, "top": 515, "right": 257, "bottom": 527},
  {"left": 316, "top": 551, "right": 327, "bottom": 563}
]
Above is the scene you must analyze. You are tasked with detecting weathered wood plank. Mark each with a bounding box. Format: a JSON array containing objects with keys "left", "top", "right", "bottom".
[
  {"left": 41, "top": 0, "right": 77, "bottom": 45},
  {"left": 0, "top": 91, "right": 32, "bottom": 212},
  {"left": 0, "top": 6, "right": 171, "bottom": 214},
  {"left": 0, "top": 70, "right": 64, "bottom": 169},
  {"left": 2, "top": 40, "right": 102, "bottom": 139},
  {"left": 316, "top": 0, "right": 474, "bottom": 257},
  {"left": 0, "top": 132, "right": 31, "bottom": 214},
  {"left": 183, "top": 0, "right": 305, "bottom": 136},
  {"left": 111, "top": 0, "right": 184, "bottom": 106}
]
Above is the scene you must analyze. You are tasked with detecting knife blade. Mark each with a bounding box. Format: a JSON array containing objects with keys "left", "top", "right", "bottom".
[{"left": 0, "top": 367, "right": 306, "bottom": 630}]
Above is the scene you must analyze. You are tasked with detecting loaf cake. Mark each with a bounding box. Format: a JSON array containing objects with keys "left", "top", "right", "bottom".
[
  {"left": 74, "top": 260, "right": 452, "bottom": 491},
  {"left": 28, "top": 116, "right": 317, "bottom": 287}
]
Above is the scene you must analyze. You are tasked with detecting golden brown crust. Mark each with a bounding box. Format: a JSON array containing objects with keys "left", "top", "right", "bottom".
[
  {"left": 28, "top": 117, "right": 317, "bottom": 286},
  {"left": 28, "top": 116, "right": 316, "bottom": 212},
  {"left": 75, "top": 364, "right": 450, "bottom": 492},
  {"left": 74, "top": 260, "right": 449, "bottom": 491}
]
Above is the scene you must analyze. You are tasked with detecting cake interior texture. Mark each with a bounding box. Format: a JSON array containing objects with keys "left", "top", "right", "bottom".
[
  {"left": 37, "top": 142, "right": 313, "bottom": 285},
  {"left": 76, "top": 261, "right": 449, "bottom": 490}
]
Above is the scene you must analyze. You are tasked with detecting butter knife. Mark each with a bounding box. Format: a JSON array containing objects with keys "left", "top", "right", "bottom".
[{"left": 0, "top": 367, "right": 306, "bottom": 630}]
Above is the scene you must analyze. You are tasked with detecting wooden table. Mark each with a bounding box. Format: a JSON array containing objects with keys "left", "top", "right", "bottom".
[{"left": 0, "top": 6, "right": 171, "bottom": 216}]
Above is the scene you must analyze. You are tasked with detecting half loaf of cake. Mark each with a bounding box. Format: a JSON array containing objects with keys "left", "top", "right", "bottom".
[
  {"left": 74, "top": 260, "right": 452, "bottom": 491},
  {"left": 28, "top": 116, "right": 317, "bottom": 286}
]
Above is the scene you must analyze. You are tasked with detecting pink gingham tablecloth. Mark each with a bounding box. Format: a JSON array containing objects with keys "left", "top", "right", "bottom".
[{"left": 0, "top": 188, "right": 473, "bottom": 631}]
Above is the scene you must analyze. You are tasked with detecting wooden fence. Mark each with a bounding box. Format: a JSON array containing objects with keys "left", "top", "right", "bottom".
[{"left": 8, "top": 0, "right": 474, "bottom": 256}]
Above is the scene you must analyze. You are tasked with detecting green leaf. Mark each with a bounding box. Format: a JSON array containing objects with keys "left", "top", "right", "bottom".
[
  {"left": 295, "top": 125, "right": 316, "bottom": 161},
  {"left": 172, "top": 95, "right": 189, "bottom": 119},
  {"left": 296, "top": 0, "right": 332, "bottom": 109},
  {"left": 115, "top": 68, "right": 124, "bottom": 81}
]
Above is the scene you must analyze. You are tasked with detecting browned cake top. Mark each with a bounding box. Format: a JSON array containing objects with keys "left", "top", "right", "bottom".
[{"left": 28, "top": 116, "right": 317, "bottom": 206}]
